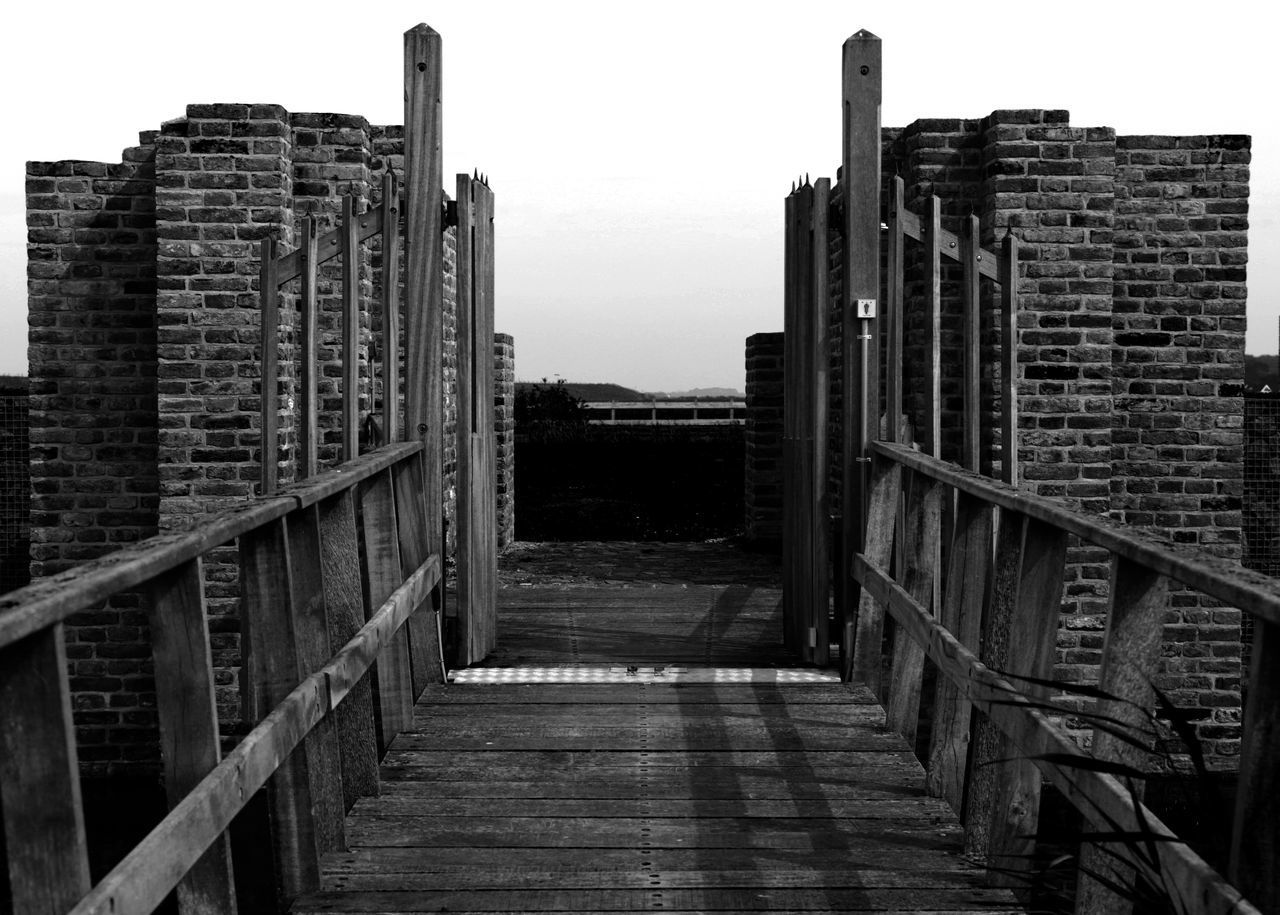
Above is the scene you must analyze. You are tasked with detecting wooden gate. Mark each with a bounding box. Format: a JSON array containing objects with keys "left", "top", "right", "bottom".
[{"left": 454, "top": 173, "right": 497, "bottom": 666}]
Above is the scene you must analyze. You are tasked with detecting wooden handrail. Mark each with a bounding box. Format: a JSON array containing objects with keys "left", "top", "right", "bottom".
[
  {"left": 852, "top": 442, "right": 1273, "bottom": 914},
  {"left": 873, "top": 440, "right": 1280, "bottom": 627},
  {"left": 853, "top": 552, "right": 1258, "bottom": 915},
  {"left": 0, "top": 441, "right": 422, "bottom": 649},
  {"left": 67, "top": 553, "right": 441, "bottom": 915},
  {"left": 0, "top": 440, "right": 442, "bottom": 914}
]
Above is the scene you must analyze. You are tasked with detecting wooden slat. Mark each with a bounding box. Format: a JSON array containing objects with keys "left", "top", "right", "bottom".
[
  {"left": 964, "top": 510, "right": 1026, "bottom": 863},
  {"left": 259, "top": 230, "right": 280, "bottom": 495},
  {"left": 300, "top": 215, "right": 319, "bottom": 479},
  {"left": 146, "top": 558, "right": 237, "bottom": 914},
  {"left": 240, "top": 516, "right": 320, "bottom": 905},
  {"left": 300, "top": 622, "right": 1018, "bottom": 915},
  {"left": 0, "top": 625, "right": 91, "bottom": 913},
  {"left": 475, "top": 179, "right": 498, "bottom": 660},
  {"left": 886, "top": 175, "right": 904, "bottom": 444},
  {"left": 317, "top": 490, "right": 380, "bottom": 810},
  {"left": 455, "top": 175, "right": 479, "bottom": 666},
  {"left": 848, "top": 455, "right": 900, "bottom": 688},
  {"left": 1000, "top": 232, "right": 1019, "bottom": 486},
  {"left": 962, "top": 214, "right": 981, "bottom": 472},
  {"left": 1231, "top": 618, "right": 1280, "bottom": 913},
  {"left": 808, "top": 177, "right": 831, "bottom": 666},
  {"left": 885, "top": 475, "right": 941, "bottom": 742},
  {"left": 923, "top": 195, "right": 942, "bottom": 459},
  {"left": 925, "top": 492, "right": 994, "bottom": 813},
  {"left": 392, "top": 454, "right": 442, "bottom": 692},
  {"left": 840, "top": 30, "right": 881, "bottom": 645},
  {"left": 275, "top": 207, "right": 384, "bottom": 285},
  {"left": 983, "top": 517, "right": 1068, "bottom": 887},
  {"left": 359, "top": 469, "right": 414, "bottom": 749},
  {"left": 380, "top": 171, "right": 401, "bottom": 443},
  {"left": 402, "top": 24, "right": 445, "bottom": 646},
  {"left": 288, "top": 508, "right": 348, "bottom": 854},
  {"left": 851, "top": 551, "right": 1259, "bottom": 915},
  {"left": 342, "top": 192, "right": 360, "bottom": 463},
  {"left": 67, "top": 557, "right": 440, "bottom": 915},
  {"left": 873, "top": 440, "right": 1280, "bottom": 627},
  {"left": 1076, "top": 558, "right": 1168, "bottom": 914}
]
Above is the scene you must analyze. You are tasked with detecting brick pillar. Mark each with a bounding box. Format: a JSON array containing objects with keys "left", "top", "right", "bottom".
[
  {"left": 981, "top": 109, "right": 1116, "bottom": 682},
  {"left": 494, "top": 333, "right": 516, "bottom": 548},
  {"left": 745, "top": 332, "right": 784, "bottom": 544},
  {"left": 1113, "top": 133, "right": 1249, "bottom": 763},
  {"left": 26, "top": 142, "right": 160, "bottom": 773},
  {"left": 154, "top": 103, "right": 293, "bottom": 724},
  {"left": 291, "top": 113, "right": 373, "bottom": 466}
]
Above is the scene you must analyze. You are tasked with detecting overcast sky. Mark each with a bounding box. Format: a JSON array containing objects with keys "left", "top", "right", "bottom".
[{"left": 1, "top": 1, "right": 1275, "bottom": 392}]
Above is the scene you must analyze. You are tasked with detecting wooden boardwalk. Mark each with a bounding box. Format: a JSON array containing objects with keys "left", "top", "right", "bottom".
[{"left": 293, "top": 574, "right": 1018, "bottom": 913}]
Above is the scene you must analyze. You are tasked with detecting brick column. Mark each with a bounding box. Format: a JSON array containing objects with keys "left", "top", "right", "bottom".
[
  {"left": 745, "top": 332, "right": 784, "bottom": 544},
  {"left": 26, "top": 142, "right": 160, "bottom": 772},
  {"left": 154, "top": 103, "right": 292, "bottom": 724},
  {"left": 981, "top": 109, "right": 1116, "bottom": 687},
  {"left": 494, "top": 333, "right": 516, "bottom": 548},
  {"left": 1113, "top": 133, "right": 1249, "bottom": 763}
]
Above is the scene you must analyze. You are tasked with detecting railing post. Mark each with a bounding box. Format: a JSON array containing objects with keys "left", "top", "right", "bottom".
[
  {"left": 358, "top": 469, "right": 415, "bottom": 749},
  {"left": 393, "top": 452, "right": 445, "bottom": 691},
  {"left": 885, "top": 473, "right": 942, "bottom": 740},
  {"left": 847, "top": 453, "right": 900, "bottom": 688},
  {"left": 1231, "top": 618, "right": 1280, "bottom": 912},
  {"left": 925, "top": 492, "right": 994, "bottom": 814},
  {"left": 148, "top": 558, "right": 238, "bottom": 913},
  {"left": 965, "top": 513, "right": 1068, "bottom": 887},
  {"left": 259, "top": 231, "right": 280, "bottom": 495},
  {"left": 403, "top": 23, "right": 445, "bottom": 631},
  {"left": 381, "top": 170, "right": 401, "bottom": 444},
  {"left": 240, "top": 516, "right": 320, "bottom": 908},
  {"left": 300, "top": 216, "right": 319, "bottom": 479},
  {"left": 0, "top": 626, "right": 91, "bottom": 913},
  {"left": 316, "top": 490, "right": 380, "bottom": 807},
  {"left": 1076, "top": 557, "right": 1169, "bottom": 913},
  {"left": 840, "top": 29, "right": 881, "bottom": 654},
  {"left": 341, "top": 193, "right": 360, "bottom": 463},
  {"left": 287, "top": 507, "right": 347, "bottom": 854}
]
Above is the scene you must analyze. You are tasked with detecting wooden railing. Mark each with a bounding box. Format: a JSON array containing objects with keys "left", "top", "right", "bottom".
[
  {"left": 583, "top": 400, "right": 746, "bottom": 425},
  {"left": 0, "top": 441, "right": 443, "bottom": 914},
  {"left": 850, "top": 440, "right": 1275, "bottom": 914},
  {"left": 830, "top": 30, "right": 1274, "bottom": 912}
]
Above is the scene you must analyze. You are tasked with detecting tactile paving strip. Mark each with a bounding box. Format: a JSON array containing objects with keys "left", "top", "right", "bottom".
[{"left": 450, "top": 666, "right": 841, "bottom": 684}]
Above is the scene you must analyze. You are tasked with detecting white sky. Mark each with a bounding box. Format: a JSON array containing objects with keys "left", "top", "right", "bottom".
[{"left": 1, "top": 1, "right": 1276, "bottom": 392}]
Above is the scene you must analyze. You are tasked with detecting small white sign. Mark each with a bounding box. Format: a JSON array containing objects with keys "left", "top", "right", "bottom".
[{"left": 857, "top": 298, "right": 877, "bottom": 318}]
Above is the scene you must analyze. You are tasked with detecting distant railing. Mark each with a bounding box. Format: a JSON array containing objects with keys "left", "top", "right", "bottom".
[{"left": 584, "top": 399, "right": 746, "bottom": 425}]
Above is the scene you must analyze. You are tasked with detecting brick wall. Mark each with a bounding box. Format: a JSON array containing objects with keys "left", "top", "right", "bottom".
[
  {"left": 27, "top": 145, "right": 160, "bottom": 773},
  {"left": 1112, "top": 134, "right": 1249, "bottom": 761},
  {"left": 745, "top": 333, "right": 784, "bottom": 542},
  {"left": 747, "top": 109, "right": 1248, "bottom": 765},
  {"left": 27, "top": 103, "right": 509, "bottom": 771},
  {"left": 495, "top": 333, "right": 516, "bottom": 548},
  {"left": 0, "top": 380, "right": 31, "bottom": 596}
]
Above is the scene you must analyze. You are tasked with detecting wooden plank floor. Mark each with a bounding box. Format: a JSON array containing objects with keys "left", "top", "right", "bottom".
[{"left": 294, "top": 580, "right": 1019, "bottom": 913}]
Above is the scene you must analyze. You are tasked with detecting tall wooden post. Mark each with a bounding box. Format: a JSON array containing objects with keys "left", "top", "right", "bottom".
[
  {"left": 403, "top": 24, "right": 445, "bottom": 633},
  {"left": 840, "top": 30, "right": 881, "bottom": 663}
]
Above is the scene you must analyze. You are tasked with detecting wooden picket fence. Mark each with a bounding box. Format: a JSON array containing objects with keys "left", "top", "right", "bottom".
[{"left": 819, "top": 28, "right": 1278, "bottom": 915}]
